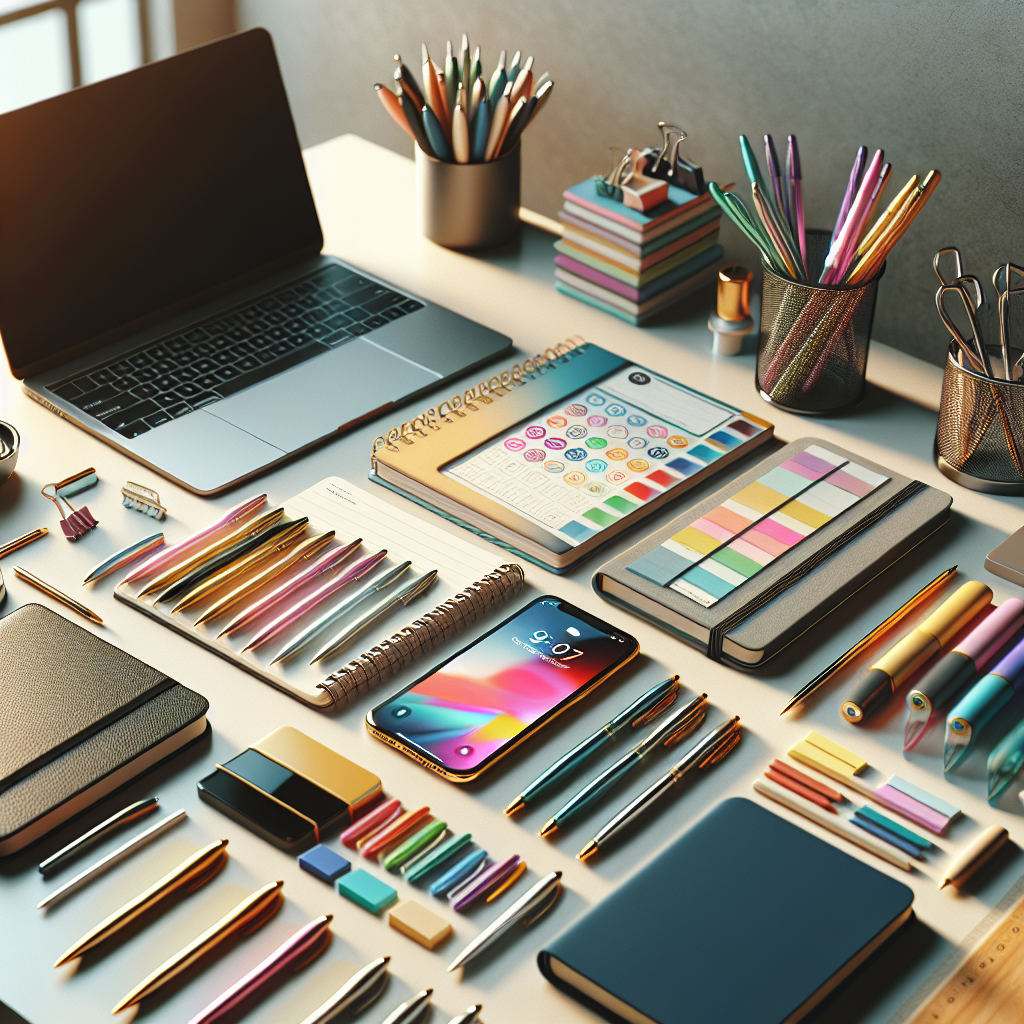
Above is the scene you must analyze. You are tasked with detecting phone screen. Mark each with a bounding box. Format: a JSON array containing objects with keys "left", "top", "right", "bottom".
[{"left": 369, "top": 597, "right": 637, "bottom": 775}]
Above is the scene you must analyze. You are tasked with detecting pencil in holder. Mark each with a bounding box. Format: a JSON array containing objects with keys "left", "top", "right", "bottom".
[
  {"left": 936, "top": 343, "right": 1024, "bottom": 494},
  {"left": 756, "top": 230, "right": 884, "bottom": 415}
]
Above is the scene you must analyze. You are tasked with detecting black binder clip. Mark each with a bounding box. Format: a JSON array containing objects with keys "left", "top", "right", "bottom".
[{"left": 641, "top": 122, "right": 705, "bottom": 195}]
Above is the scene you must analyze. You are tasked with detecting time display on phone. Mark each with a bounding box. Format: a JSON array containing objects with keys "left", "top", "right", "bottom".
[{"left": 528, "top": 630, "right": 585, "bottom": 660}]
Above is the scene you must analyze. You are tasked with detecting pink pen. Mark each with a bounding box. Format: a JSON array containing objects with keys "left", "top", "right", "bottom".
[
  {"left": 218, "top": 538, "right": 362, "bottom": 637},
  {"left": 242, "top": 550, "right": 387, "bottom": 651},
  {"left": 341, "top": 797, "right": 402, "bottom": 848},
  {"left": 832, "top": 160, "right": 891, "bottom": 283},
  {"left": 186, "top": 915, "right": 333, "bottom": 1024},
  {"left": 821, "top": 149, "right": 883, "bottom": 283},
  {"left": 451, "top": 855, "right": 521, "bottom": 911},
  {"left": 122, "top": 494, "right": 267, "bottom": 583}
]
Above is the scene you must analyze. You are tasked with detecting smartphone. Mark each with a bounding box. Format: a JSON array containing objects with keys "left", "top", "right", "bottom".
[{"left": 366, "top": 595, "right": 639, "bottom": 782}]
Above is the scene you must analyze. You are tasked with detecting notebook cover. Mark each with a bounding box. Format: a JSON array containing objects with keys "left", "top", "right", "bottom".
[
  {"left": 538, "top": 798, "right": 914, "bottom": 1024},
  {"left": 593, "top": 439, "right": 952, "bottom": 666}
]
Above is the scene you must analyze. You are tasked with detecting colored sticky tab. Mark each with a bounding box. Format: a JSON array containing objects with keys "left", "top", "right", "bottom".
[
  {"left": 337, "top": 869, "right": 398, "bottom": 913},
  {"left": 788, "top": 740, "right": 858, "bottom": 779},
  {"left": 851, "top": 816, "right": 925, "bottom": 859},
  {"left": 777, "top": 500, "right": 831, "bottom": 529},
  {"left": 854, "top": 806, "right": 932, "bottom": 849},
  {"left": 299, "top": 844, "right": 351, "bottom": 883},
  {"left": 804, "top": 732, "right": 867, "bottom": 773},
  {"left": 388, "top": 899, "right": 453, "bottom": 949},
  {"left": 733, "top": 481, "right": 787, "bottom": 515},
  {"left": 885, "top": 777, "right": 961, "bottom": 820},
  {"left": 671, "top": 526, "right": 721, "bottom": 556},
  {"left": 759, "top": 465, "right": 815, "bottom": 497},
  {"left": 873, "top": 785, "right": 950, "bottom": 835},
  {"left": 628, "top": 546, "right": 693, "bottom": 586}
]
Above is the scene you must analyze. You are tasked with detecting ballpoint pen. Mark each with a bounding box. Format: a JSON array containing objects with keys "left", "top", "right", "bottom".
[
  {"left": 382, "top": 820, "right": 447, "bottom": 871},
  {"left": 186, "top": 915, "right": 333, "bottom": 1024},
  {"left": 786, "top": 135, "right": 805, "bottom": 265},
  {"left": 0, "top": 526, "right": 48, "bottom": 559},
  {"left": 218, "top": 538, "right": 362, "bottom": 637},
  {"left": 508, "top": 54, "right": 533, "bottom": 106},
  {"left": 393, "top": 54, "right": 426, "bottom": 113},
  {"left": 194, "top": 531, "right": 335, "bottom": 625},
  {"left": 470, "top": 95, "right": 491, "bottom": 162},
  {"left": 830, "top": 145, "right": 868, "bottom": 247},
  {"left": 38, "top": 810, "right": 187, "bottom": 909},
  {"left": 139, "top": 506, "right": 286, "bottom": 597},
  {"left": 987, "top": 716, "right": 1024, "bottom": 803},
  {"left": 540, "top": 694, "right": 708, "bottom": 836},
  {"left": 83, "top": 533, "right": 165, "bottom": 585},
  {"left": 904, "top": 597, "right": 1024, "bottom": 750},
  {"left": 944, "top": 635, "right": 1024, "bottom": 770},
  {"left": 242, "top": 549, "right": 388, "bottom": 652},
  {"left": 447, "top": 871, "right": 562, "bottom": 972},
  {"left": 494, "top": 94, "right": 525, "bottom": 159},
  {"left": 421, "top": 45, "right": 446, "bottom": 128},
  {"left": 752, "top": 181, "right": 804, "bottom": 280},
  {"left": 483, "top": 81, "right": 512, "bottom": 161},
  {"left": 764, "top": 134, "right": 789, "bottom": 224},
  {"left": 445, "top": 40, "right": 458, "bottom": 116},
  {"left": 111, "top": 881, "right": 284, "bottom": 1012},
  {"left": 469, "top": 72, "right": 485, "bottom": 124},
  {"left": 295, "top": 956, "right": 391, "bottom": 1024},
  {"left": 488, "top": 48, "right": 506, "bottom": 105},
  {"left": 526, "top": 79, "right": 553, "bottom": 128},
  {"left": 848, "top": 173, "right": 917, "bottom": 272},
  {"left": 507, "top": 49, "right": 521, "bottom": 83},
  {"left": 422, "top": 103, "right": 454, "bottom": 162},
  {"left": 450, "top": 855, "right": 522, "bottom": 911},
  {"left": 446, "top": 1005, "right": 483, "bottom": 1024},
  {"left": 578, "top": 718, "right": 741, "bottom": 861},
  {"left": 272, "top": 560, "right": 412, "bottom": 665},
  {"left": 841, "top": 580, "right": 991, "bottom": 723},
  {"left": 14, "top": 567, "right": 103, "bottom": 625},
  {"left": 459, "top": 34, "right": 470, "bottom": 91},
  {"left": 161, "top": 517, "right": 308, "bottom": 607},
  {"left": 381, "top": 989, "right": 433, "bottom": 1024},
  {"left": 122, "top": 494, "right": 267, "bottom": 584},
  {"left": 499, "top": 95, "right": 537, "bottom": 157},
  {"left": 781, "top": 566, "right": 957, "bottom": 715},
  {"left": 54, "top": 839, "right": 228, "bottom": 965},
  {"left": 39, "top": 797, "right": 159, "bottom": 877},
  {"left": 738, "top": 134, "right": 768, "bottom": 196},
  {"left": 403, "top": 831, "right": 472, "bottom": 883},
  {"left": 309, "top": 568, "right": 438, "bottom": 663},
  {"left": 375, "top": 83, "right": 415, "bottom": 141},
  {"left": 821, "top": 149, "right": 883, "bottom": 284},
  {"left": 397, "top": 88, "right": 435, "bottom": 158},
  {"left": 505, "top": 676, "right": 681, "bottom": 815},
  {"left": 430, "top": 848, "right": 488, "bottom": 897}
]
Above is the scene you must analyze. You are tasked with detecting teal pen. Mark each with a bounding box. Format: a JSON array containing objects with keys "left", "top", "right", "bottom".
[
  {"left": 487, "top": 49, "right": 506, "bottom": 107},
  {"left": 505, "top": 676, "right": 680, "bottom": 815},
  {"left": 397, "top": 90, "right": 435, "bottom": 158},
  {"left": 422, "top": 105, "right": 453, "bottom": 162},
  {"left": 539, "top": 693, "right": 708, "bottom": 836},
  {"left": 944, "top": 636, "right": 1024, "bottom": 771},
  {"left": 988, "top": 716, "right": 1024, "bottom": 804},
  {"left": 404, "top": 832, "right": 473, "bottom": 883},
  {"left": 738, "top": 134, "right": 768, "bottom": 195},
  {"left": 470, "top": 95, "right": 491, "bottom": 162},
  {"left": 507, "top": 50, "right": 521, "bottom": 85},
  {"left": 430, "top": 848, "right": 487, "bottom": 897}
]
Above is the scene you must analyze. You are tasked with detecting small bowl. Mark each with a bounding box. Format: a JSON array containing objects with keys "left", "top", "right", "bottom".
[{"left": 0, "top": 421, "right": 20, "bottom": 487}]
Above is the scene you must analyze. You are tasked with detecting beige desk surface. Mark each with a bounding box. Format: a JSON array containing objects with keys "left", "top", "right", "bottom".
[{"left": 1, "top": 134, "right": 1023, "bottom": 1024}]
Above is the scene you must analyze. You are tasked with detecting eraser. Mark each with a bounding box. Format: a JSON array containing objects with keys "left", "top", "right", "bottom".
[
  {"left": 337, "top": 869, "right": 398, "bottom": 913},
  {"left": 299, "top": 844, "right": 351, "bottom": 883},
  {"left": 388, "top": 899, "right": 453, "bottom": 949}
]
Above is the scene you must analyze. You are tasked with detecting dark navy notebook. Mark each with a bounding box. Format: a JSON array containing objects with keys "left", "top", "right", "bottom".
[{"left": 538, "top": 798, "right": 914, "bottom": 1024}]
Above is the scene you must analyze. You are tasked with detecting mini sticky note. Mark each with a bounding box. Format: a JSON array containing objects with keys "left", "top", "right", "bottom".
[
  {"left": 337, "top": 869, "right": 397, "bottom": 913},
  {"left": 885, "top": 776, "right": 961, "bottom": 820},
  {"left": 854, "top": 806, "right": 932, "bottom": 850},
  {"left": 873, "top": 785, "right": 950, "bottom": 835},
  {"left": 803, "top": 732, "right": 867, "bottom": 773},
  {"left": 788, "top": 740, "right": 857, "bottom": 779},
  {"left": 298, "top": 844, "right": 351, "bottom": 883},
  {"left": 388, "top": 899, "right": 453, "bottom": 950}
]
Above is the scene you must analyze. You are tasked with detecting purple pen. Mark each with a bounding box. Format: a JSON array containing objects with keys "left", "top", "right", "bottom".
[
  {"left": 451, "top": 855, "right": 521, "bottom": 911},
  {"left": 243, "top": 549, "right": 388, "bottom": 651},
  {"left": 830, "top": 144, "right": 867, "bottom": 247},
  {"left": 787, "top": 135, "right": 806, "bottom": 266},
  {"left": 218, "top": 538, "right": 361, "bottom": 637},
  {"left": 763, "top": 135, "right": 788, "bottom": 223}
]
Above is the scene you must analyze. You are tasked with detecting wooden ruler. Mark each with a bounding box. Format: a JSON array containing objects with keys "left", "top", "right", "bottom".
[{"left": 906, "top": 890, "right": 1024, "bottom": 1024}]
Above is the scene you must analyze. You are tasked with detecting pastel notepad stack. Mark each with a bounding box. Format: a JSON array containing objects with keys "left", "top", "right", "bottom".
[{"left": 555, "top": 177, "right": 723, "bottom": 325}]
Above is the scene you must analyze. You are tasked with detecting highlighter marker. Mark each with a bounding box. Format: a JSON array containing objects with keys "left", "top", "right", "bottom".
[
  {"left": 841, "top": 581, "right": 992, "bottom": 724},
  {"left": 904, "top": 598, "right": 1024, "bottom": 750},
  {"left": 944, "top": 636, "right": 1024, "bottom": 771}
]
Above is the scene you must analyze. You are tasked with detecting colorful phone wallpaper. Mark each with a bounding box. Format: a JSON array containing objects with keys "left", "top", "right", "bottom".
[{"left": 374, "top": 601, "right": 629, "bottom": 770}]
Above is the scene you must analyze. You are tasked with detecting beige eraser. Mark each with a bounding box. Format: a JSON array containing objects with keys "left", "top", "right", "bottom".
[{"left": 388, "top": 899, "right": 453, "bottom": 950}]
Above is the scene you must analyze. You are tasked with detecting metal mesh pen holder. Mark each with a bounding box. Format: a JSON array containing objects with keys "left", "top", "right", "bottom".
[
  {"left": 755, "top": 229, "right": 884, "bottom": 415},
  {"left": 936, "top": 343, "right": 1024, "bottom": 494}
]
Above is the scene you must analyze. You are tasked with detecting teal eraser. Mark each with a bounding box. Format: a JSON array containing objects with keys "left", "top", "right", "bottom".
[{"left": 337, "top": 869, "right": 398, "bottom": 913}]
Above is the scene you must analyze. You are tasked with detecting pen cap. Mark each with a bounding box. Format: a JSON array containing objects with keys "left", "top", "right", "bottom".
[
  {"left": 991, "top": 634, "right": 1024, "bottom": 684},
  {"left": 957, "top": 598, "right": 1024, "bottom": 666},
  {"left": 918, "top": 581, "right": 992, "bottom": 647},
  {"left": 717, "top": 265, "right": 752, "bottom": 322}
]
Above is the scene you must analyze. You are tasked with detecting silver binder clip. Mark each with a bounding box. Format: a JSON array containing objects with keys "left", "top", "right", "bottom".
[{"left": 121, "top": 481, "right": 167, "bottom": 520}]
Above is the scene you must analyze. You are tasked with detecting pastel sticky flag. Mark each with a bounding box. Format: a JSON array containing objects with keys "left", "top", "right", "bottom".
[
  {"left": 854, "top": 806, "right": 932, "bottom": 850},
  {"left": 850, "top": 817, "right": 925, "bottom": 859},
  {"left": 388, "top": 899, "right": 453, "bottom": 949},
  {"left": 788, "top": 740, "right": 858, "bottom": 779},
  {"left": 804, "top": 732, "right": 867, "bottom": 772},
  {"left": 298, "top": 844, "right": 351, "bottom": 883},
  {"left": 873, "top": 785, "right": 950, "bottom": 835},
  {"left": 885, "top": 776, "right": 961, "bottom": 820},
  {"left": 337, "top": 869, "right": 397, "bottom": 912}
]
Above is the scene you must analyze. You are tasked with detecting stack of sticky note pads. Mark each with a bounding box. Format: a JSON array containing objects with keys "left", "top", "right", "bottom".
[{"left": 555, "top": 176, "right": 723, "bottom": 324}]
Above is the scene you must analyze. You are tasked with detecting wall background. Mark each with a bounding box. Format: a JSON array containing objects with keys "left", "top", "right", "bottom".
[{"left": 238, "top": 0, "right": 1024, "bottom": 367}]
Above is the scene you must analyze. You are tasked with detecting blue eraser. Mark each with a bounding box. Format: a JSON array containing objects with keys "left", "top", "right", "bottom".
[
  {"left": 338, "top": 869, "right": 398, "bottom": 913},
  {"left": 298, "top": 844, "right": 351, "bottom": 883}
]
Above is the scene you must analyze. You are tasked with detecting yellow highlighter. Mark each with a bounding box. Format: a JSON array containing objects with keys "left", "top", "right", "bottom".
[{"left": 840, "top": 580, "right": 991, "bottom": 724}]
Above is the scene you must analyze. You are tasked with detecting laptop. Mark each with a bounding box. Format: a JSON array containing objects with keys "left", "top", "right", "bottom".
[{"left": 0, "top": 29, "right": 512, "bottom": 494}]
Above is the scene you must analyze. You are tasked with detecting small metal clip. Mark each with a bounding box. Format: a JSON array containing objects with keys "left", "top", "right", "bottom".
[
  {"left": 41, "top": 469, "right": 99, "bottom": 541},
  {"left": 698, "top": 728, "right": 742, "bottom": 769},
  {"left": 121, "top": 481, "right": 166, "bottom": 520},
  {"left": 663, "top": 701, "right": 708, "bottom": 746}
]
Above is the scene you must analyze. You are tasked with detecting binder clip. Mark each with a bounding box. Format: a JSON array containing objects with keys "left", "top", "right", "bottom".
[
  {"left": 640, "top": 122, "right": 706, "bottom": 195},
  {"left": 595, "top": 148, "right": 668, "bottom": 212},
  {"left": 41, "top": 468, "right": 99, "bottom": 540},
  {"left": 121, "top": 481, "right": 166, "bottom": 520}
]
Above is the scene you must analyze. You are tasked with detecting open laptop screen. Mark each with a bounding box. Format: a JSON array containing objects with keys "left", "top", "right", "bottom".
[{"left": 0, "top": 28, "right": 322, "bottom": 378}]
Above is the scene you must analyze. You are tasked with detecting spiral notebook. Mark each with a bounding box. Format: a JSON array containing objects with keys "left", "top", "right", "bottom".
[
  {"left": 115, "top": 478, "right": 523, "bottom": 709},
  {"left": 369, "top": 337, "right": 773, "bottom": 572}
]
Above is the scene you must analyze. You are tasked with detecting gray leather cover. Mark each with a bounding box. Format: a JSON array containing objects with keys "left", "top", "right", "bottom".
[{"left": 594, "top": 438, "right": 952, "bottom": 667}]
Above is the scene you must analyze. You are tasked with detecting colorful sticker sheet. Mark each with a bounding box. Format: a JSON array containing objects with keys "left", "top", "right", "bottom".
[
  {"left": 444, "top": 366, "right": 766, "bottom": 547},
  {"left": 628, "top": 444, "right": 888, "bottom": 607}
]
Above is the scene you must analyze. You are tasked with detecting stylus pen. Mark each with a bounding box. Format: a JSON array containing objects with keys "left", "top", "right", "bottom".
[
  {"left": 446, "top": 1005, "right": 484, "bottom": 1024},
  {"left": 505, "top": 675, "right": 681, "bottom": 815},
  {"left": 0, "top": 526, "right": 48, "bottom": 559},
  {"left": 13, "top": 566, "right": 103, "bottom": 625},
  {"left": 296, "top": 956, "right": 391, "bottom": 1024},
  {"left": 380, "top": 989, "right": 433, "bottom": 1024},
  {"left": 578, "top": 719, "right": 741, "bottom": 861},
  {"left": 83, "top": 533, "right": 165, "bottom": 585},
  {"left": 539, "top": 694, "right": 708, "bottom": 836}
]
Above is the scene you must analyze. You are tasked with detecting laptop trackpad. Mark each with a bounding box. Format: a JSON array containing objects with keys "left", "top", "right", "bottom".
[{"left": 207, "top": 339, "right": 441, "bottom": 451}]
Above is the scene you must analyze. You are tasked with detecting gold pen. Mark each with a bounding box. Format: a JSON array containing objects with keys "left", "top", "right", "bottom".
[
  {"left": 138, "top": 508, "right": 285, "bottom": 597},
  {"left": 0, "top": 527, "right": 48, "bottom": 559},
  {"left": 111, "top": 879, "right": 283, "bottom": 1012},
  {"left": 53, "top": 838, "right": 228, "bottom": 966},
  {"left": 13, "top": 566, "right": 103, "bottom": 625}
]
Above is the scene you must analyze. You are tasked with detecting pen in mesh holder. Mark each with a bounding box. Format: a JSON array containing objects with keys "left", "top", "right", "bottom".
[
  {"left": 936, "top": 343, "right": 1024, "bottom": 494},
  {"left": 756, "top": 229, "right": 884, "bottom": 415},
  {"left": 318, "top": 563, "right": 525, "bottom": 708}
]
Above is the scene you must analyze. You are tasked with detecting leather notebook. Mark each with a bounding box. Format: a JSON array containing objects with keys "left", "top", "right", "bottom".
[
  {"left": 0, "top": 604, "right": 208, "bottom": 854},
  {"left": 593, "top": 437, "right": 952, "bottom": 668},
  {"left": 538, "top": 798, "right": 914, "bottom": 1024}
]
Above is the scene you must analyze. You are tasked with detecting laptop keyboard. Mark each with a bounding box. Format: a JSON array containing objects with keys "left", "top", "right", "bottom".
[{"left": 49, "top": 264, "right": 424, "bottom": 439}]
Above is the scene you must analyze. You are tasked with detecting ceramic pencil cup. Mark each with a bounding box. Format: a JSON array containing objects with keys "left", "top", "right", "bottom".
[
  {"left": 0, "top": 421, "right": 20, "bottom": 488},
  {"left": 756, "top": 229, "right": 884, "bottom": 415},
  {"left": 416, "top": 145, "right": 521, "bottom": 250}
]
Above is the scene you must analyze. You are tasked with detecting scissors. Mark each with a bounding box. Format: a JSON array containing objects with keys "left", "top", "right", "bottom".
[
  {"left": 933, "top": 247, "right": 992, "bottom": 377},
  {"left": 992, "top": 262, "right": 1024, "bottom": 380}
]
